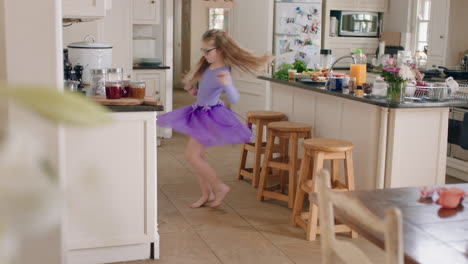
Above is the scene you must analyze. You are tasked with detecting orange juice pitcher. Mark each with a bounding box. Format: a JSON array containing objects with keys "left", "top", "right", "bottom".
[{"left": 350, "top": 49, "right": 367, "bottom": 86}]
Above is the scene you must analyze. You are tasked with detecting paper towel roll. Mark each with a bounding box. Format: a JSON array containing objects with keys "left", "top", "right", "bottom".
[
  {"left": 378, "top": 40, "right": 385, "bottom": 57},
  {"left": 330, "top": 17, "right": 337, "bottom": 37}
]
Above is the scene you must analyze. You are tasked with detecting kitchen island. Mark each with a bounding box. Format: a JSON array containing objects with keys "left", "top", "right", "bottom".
[
  {"left": 65, "top": 104, "right": 163, "bottom": 264},
  {"left": 259, "top": 76, "right": 468, "bottom": 189}
]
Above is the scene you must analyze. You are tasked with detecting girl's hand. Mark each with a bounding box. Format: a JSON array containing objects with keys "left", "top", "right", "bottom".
[
  {"left": 216, "top": 71, "right": 232, "bottom": 87},
  {"left": 184, "top": 85, "right": 197, "bottom": 96}
]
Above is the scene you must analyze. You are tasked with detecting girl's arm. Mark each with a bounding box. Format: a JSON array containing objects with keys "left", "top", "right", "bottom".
[
  {"left": 184, "top": 83, "right": 198, "bottom": 96},
  {"left": 216, "top": 71, "right": 239, "bottom": 104}
]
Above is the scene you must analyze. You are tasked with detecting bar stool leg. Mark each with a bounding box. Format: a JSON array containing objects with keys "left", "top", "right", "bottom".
[
  {"left": 237, "top": 118, "right": 252, "bottom": 181},
  {"left": 279, "top": 137, "right": 288, "bottom": 194},
  {"left": 257, "top": 131, "right": 275, "bottom": 201},
  {"left": 292, "top": 150, "right": 311, "bottom": 226},
  {"left": 344, "top": 150, "right": 355, "bottom": 191},
  {"left": 288, "top": 133, "right": 299, "bottom": 208},
  {"left": 237, "top": 143, "right": 248, "bottom": 180},
  {"left": 307, "top": 151, "right": 325, "bottom": 241},
  {"left": 344, "top": 150, "right": 358, "bottom": 238},
  {"left": 330, "top": 159, "right": 340, "bottom": 187},
  {"left": 252, "top": 120, "right": 264, "bottom": 188}
]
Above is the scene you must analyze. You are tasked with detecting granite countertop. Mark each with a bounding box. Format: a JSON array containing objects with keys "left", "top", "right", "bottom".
[
  {"left": 105, "top": 104, "right": 164, "bottom": 112},
  {"left": 259, "top": 75, "right": 468, "bottom": 109},
  {"left": 133, "top": 65, "right": 170, "bottom": 70}
]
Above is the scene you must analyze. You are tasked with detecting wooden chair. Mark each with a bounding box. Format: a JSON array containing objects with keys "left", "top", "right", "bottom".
[
  {"left": 317, "top": 169, "right": 403, "bottom": 264},
  {"left": 237, "top": 111, "right": 286, "bottom": 187}
]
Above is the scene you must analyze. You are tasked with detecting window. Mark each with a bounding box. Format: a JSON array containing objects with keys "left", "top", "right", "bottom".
[
  {"left": 208, "top": 8, "right": 231, "bottom": 35},
  {"left": 415, "top": 0, "right": 431, "bottom": 52}
]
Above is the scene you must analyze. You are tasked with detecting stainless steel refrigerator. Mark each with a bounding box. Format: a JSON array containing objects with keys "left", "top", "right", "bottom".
[{"left": 274, "top": 0, "right": 322, "bottom": 70}]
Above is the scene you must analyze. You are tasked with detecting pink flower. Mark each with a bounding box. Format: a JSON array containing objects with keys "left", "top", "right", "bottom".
[
  {"left": 383, "top": 66, "right": 400, "bottom": 74},
  {"left": 386, "top": 57, "right": 395, "bottom": 66}
]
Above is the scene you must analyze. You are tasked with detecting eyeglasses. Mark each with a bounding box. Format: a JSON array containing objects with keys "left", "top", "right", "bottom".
[{"left": 200, "top": 47, "right": 217, "bottom": 55}]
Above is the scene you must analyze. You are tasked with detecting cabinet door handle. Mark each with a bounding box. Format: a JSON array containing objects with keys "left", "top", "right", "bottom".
[
  {"left": 151, "top": 0, "right": 155, "bottom": 3},
  {"left": 440, "top": 35, "right": 444, "bottom": 39}
]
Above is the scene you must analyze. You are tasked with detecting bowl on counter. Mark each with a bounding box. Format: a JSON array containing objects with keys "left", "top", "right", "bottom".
[{"left": 135, "top": 58, "right": 163, "bottom": 67}]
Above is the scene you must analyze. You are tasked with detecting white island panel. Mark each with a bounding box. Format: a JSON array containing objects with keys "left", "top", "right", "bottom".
[
  {"left": 270, "top": 80, "right": 449, "bottom": 189},
  {"left": 65, "top": 112, "right": 158, "bottom": 264},
  {"left": 271, "top": 82, "right": 383, "bottom": 190},
  {"left": 386, "top": 108, "right": 449, "bottom": 187}
]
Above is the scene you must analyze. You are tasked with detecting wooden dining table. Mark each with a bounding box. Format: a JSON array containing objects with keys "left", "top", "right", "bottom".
[{"left": 311, "top": 183, "right": 468, "bottom": 264}]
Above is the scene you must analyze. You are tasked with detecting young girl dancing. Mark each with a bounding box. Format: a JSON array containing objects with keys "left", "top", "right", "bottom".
[{"left": 157, "top": 29, "right": 272, "bottom": 208}]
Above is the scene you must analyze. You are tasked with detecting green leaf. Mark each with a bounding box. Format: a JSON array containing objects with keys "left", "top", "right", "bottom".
[
  {"left": 291, "top": 61, "right": 305, "bottom": 73},
  {"left": 0, "top": 83, "right": 112, "bottom": 126}
]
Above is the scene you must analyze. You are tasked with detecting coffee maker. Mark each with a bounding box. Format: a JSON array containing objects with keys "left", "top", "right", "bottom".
[{"left": 63, "top": 48, "right": 84, "bottom": 92}]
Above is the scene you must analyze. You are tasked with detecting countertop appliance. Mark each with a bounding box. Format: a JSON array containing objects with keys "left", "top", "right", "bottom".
[
  {"left": 274, "top": 0, "right": 322, "bottom": 70},
  {"left": 67, "top": 35, "right": 113, "bottom": 86},
  {"left": 339, "top": 11, "right": 379, "bottom": 37},
  {"left": 439, "top": 66, "right": 468, "bottom": 80}
]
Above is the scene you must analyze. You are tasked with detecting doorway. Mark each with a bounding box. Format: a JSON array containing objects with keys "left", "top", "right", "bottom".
[{"left": 173, "top": 0, "right": 233, "bottom": 92}]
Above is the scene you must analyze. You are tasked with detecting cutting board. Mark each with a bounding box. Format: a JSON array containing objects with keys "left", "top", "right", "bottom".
[{"left": 90, "top": 95, "right": 162, "bottom": 106}]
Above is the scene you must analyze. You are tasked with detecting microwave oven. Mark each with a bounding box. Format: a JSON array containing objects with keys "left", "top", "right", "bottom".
[{"left": 336, "top": 11, "right": 380, "bottom": 37}]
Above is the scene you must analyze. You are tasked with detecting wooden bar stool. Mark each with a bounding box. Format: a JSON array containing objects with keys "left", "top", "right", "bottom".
[
  {"left": 237, "top": 111, "right": 286, "bottom": 187},
  {"left": 257, "top": 121, "right": 312, "bottom": 208},
  {"left": 292, "top": 138, "right": 357, "bottom": 241}
]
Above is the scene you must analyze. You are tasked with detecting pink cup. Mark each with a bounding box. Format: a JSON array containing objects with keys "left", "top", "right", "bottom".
[
  {"left": 419, "top": 186, "right": 435, "bottom": 199},
  {"left": 437, "top": 187, "right": 466, "bottom": 209}
]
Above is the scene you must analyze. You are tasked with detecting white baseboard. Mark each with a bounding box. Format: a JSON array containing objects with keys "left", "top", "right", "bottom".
[
  {"left": 446, "top": 157, "right": 468, "bottom": 182},
  {"left": 68, "top": 243, "right": 157, "bottom": 264}
]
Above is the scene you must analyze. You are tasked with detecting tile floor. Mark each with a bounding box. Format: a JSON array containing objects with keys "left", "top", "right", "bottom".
[{"left": 115, "top": 90, "right": 465, "bottom": 264}]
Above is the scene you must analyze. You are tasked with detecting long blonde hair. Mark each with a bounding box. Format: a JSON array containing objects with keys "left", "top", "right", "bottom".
[{"left": 182, "top": 29, "right": 273, "bottom": 87}]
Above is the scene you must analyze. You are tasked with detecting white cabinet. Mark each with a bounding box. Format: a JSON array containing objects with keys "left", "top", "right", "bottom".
[
  {"left": 66, "top": 112, "right": 158, "bottom": 263},
  {"left": 322, "top": 0, "right": 384, "bottom": 64},
  {"left": 62, "top": 0, "right": 110, "bottom": 18},
  {"left": 427, "top": 0, "right": 450, "bottom": 67},
  {"left": 326, "top": 0, "right": 387, "bottom": 12},
  {"left": 325, "top": 37, "right": 379, "bottom": 67},
  {"left": 356, "top": 0, "right": 387, "bottom": 11},
  {"left": 133, "top": 0, "right": 161, "bottom": 24},
  {"left": 231, "top": 0, "right": 274, "bottom": 116},
  {"left": 133, "top": 70, "right": 166, "bottom": 102},
  {"left": 326, "top": 0, "right": 355, "bottom": 9}
]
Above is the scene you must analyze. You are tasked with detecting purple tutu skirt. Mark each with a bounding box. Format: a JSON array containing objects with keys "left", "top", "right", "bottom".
[{"left": 157, "top": 102, "right": 252, "bottom": 147}]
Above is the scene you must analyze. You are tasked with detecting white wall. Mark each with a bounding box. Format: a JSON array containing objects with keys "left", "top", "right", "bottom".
[
  {"left": 383, "top": 0, "right": 412, "bottom": 33},
  {"left": 190, "top": 0, "right": 232, "bottom": 67},
  {"left": 382, "top": 0, "right": 413, "bottom": 49},
  {"left": 2, "top": 0, "right": 64, "bottom": 263},
  {"left": 446, "top": 0, "right": 468, "bottom": 68}
]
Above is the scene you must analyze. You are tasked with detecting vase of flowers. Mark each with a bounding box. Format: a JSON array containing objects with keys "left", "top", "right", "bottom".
[{"left": 381, "top": 60, "right": 423, "bottom": 103}]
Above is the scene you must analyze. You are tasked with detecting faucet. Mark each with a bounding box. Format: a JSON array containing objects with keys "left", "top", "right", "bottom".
[
  {"left": 325, "top": 55, "right": 357, "bottom": 90},
  {"left": 329, "top": 55, "right": 357, "bottom": 76}
]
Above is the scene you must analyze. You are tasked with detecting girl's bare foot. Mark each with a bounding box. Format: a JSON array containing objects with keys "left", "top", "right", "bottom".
[
  {"left": 210, "top": 184, "right": 231, "bottom": 208},
  {"left": 189, "top": 192, "right": 215, "bottom": 208},
  {"left": 208, "top": 192, "right": 215, "bottom": 202}
]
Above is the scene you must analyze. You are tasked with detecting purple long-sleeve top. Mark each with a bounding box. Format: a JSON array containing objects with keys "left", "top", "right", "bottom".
[{"left": 195, "top": 66, "right": 239, "bottom": 107}]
